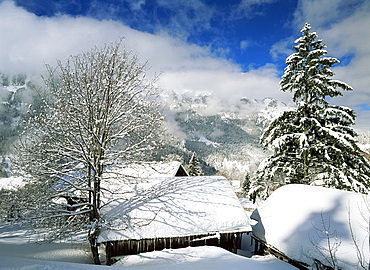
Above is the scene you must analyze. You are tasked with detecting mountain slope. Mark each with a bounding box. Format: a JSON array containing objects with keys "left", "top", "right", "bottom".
[
  {"left": 0, "top": 73, "right": 294, "bottom": 182},
  {"left": 161, "top": 92, "right": 292, "bottom": 180}
]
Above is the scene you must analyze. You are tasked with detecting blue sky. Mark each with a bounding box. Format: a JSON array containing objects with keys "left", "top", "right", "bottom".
[
  {"left": 0, "top": 0, "right": 369, "bottom": 130},
  {"left": 9, "top": 0, "right": 299, "bottom": 72}
]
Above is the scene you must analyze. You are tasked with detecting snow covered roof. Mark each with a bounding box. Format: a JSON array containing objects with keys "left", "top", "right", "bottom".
[
  {"left": 111, "top": 161, "right": 188, "bottom": 178},
  {"left": 251, "top": 184, "right": 369, "bottom": 269},
  {"left": 98, "top": 176, "right": 251, "bottom": 243}
]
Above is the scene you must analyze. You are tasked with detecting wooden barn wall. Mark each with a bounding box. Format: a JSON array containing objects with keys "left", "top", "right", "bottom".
[{"left": 105, "top": 231, "right": 249, "bottom": 265}]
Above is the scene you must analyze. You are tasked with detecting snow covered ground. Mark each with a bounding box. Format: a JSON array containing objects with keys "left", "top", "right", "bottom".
[
  {"left": 0, "top": 222, "right": 298, "bottom": 269},
  {"left": 113, "top": 246, "right": 298, "bottom": 270},
  {"left": 1, "top": 181, "right": 368, "bottom": 269},
  {"left": 0, "top": 223, "right": 95, "bottom": 264},
  {"left": 252, "top": 184, "right": 369, "bottom": 269},
  {"left": 0, "top": 176, "right": 299, "bottom": 269}
]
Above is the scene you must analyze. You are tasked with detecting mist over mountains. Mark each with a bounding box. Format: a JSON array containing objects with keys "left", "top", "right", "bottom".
[
  {"left": 0, "top": 73, "right": 293, "bottom": 180},
  {"left": 161, "top": 91, "right": 292, "bottom": 180},
  {"left": 3, "top": 73, "right": 368, "bottom": 182},
  {"left": 0, "top": 73, "right": 36, "bottom": 176}
]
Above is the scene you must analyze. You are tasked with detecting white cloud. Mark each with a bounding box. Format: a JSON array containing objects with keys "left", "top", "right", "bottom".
[
  {"left": 354, "top": 110, "right": 370, "bottom": 133},
  {"left": 235, "top": 0, "right": 278, "bottom": 18},
  {"left": 158, "top": 64, "right": 291, "bottom": 115},
  {"left": 270, "top": 38, "right": 294, "bottom": 61},
  {"left": 293, "top": 0, "right": 365, "bottom": 29},
  {"left": 0, "top": 1, "right": 123, "bottom": 74},
  {"left": 129, "top": 0, "right": 146, "bottom": 11},
  {"left": 240, "top": 40, "right": 250, "bottom": 50},
  {"left": 0, "top": 0, "right": 285, "bottom": 108}
]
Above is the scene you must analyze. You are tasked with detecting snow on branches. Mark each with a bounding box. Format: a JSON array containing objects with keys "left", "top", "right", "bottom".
[
  {"left": 12, "top": 41, "right": 163, "bottom": 264},
  {"left": 250, "top": 23, "right": 370, "bottom": 201}
]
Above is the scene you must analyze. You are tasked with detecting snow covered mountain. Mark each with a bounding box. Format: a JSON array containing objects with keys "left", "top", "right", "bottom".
[
  {"left": 6, "top": 74, "right": 369, "bottom": 184},
  {"left": 0, "top": 73, "right": 296, "bottom": 181},
  {"left": 161, "top": 91, "right": 292, "bottom": 180},
  {"left": 0, "top": 73, "right": 38, "bottom": 177}
]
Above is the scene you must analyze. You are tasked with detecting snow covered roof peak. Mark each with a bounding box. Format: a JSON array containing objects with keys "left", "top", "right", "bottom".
[{"left": 109, "top": 161, "right": 188, "bottom": 179}]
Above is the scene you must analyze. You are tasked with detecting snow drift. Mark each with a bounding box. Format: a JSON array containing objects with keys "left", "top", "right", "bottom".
[{"left": 251, "top": 184, "right": 369, "bottom": 269}]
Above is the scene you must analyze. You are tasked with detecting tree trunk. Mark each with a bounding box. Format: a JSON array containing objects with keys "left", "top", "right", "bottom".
[
  {"left": 88, "top": 163, "right": 92, "bottom": 221},
  {"left": 302, "top": 149, "right": 309, "bottom": 184},
  {"left": 89, "top": 172, "right": 101, "bottom": 264},
  {"left": 89, "top": 230, "right": 101, "bottom": 265}
]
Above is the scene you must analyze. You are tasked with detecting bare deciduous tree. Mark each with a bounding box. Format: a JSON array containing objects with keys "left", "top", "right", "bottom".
[
  {"left": 310, "top": 212, "right": 341, "bottom": 270},
  {"left": 348, "top": 198, "right": 370, "bottom": 270},
  {"left": 12, "top": 41, "right": 163, "bottom": 264}
]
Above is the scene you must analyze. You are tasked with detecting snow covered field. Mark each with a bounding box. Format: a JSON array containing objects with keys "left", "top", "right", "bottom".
[
  {"left": 1, "top": 183, "right": 368, "bottom": 269},
  {"left": 0, "top": 222, "right": 297, "bottom": 269},
  {"left": 113, "top": 246, "right": 297, "bottom": 270},
  {"left": 252, "top": 184, "right": 369, "bottom": 269}
]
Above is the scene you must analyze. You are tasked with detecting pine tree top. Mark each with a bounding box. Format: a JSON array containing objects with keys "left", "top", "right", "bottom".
[
  {"left": 188, "top": 152, "right": 203, "bottom": 176},
  {"left": 280, "top": 23, "right": 352, "bottom": 106}
]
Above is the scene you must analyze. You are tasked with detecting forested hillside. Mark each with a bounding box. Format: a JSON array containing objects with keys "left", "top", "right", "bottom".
[
  {"left": 161, "top": 92, "right": 291, "bottom": 180},
  {"left": 0, "top": 73, "right": 40, "bottom": 177}
]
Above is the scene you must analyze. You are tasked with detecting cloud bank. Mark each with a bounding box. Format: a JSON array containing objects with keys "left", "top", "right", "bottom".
[
  {"left": 0, "top": 0, "right": 369, "bottom": 130},
  {"left": 0, "top": 1, "right": 287, "bottom": 109}
]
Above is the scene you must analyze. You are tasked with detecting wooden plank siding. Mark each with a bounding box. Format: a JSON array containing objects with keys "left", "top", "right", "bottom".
[{"left": 105, "top": 231, "right": 250, "bottom": 265}]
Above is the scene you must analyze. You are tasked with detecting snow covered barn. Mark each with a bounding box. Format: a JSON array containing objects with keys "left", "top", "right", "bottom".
[
  {"left": 251, "top": 184, "right": 369, "bottom": 270},
  {"left": 98, "top": 176, "right": 251, "bottom": 265}
]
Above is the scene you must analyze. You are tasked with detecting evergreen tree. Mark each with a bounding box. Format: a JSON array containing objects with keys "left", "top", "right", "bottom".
[
  {"left": 188, "top": 152, "right": 203, "bottom": 176},
  {"left": 242, "top": 173, "right": 251, "bottom": 197},
  {"left": 250, "top": 23, "right": 370, "bottom": 200}
]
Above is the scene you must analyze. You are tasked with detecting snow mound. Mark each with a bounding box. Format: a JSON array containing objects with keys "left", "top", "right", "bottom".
[
  {"left": 114, "top": 246, "right": 299, "bottom": 270},
  {"left": 252, "top": 184, "right": 369, "bottom": 269},
  {"left": 98, "top": 176, "right": 250, "bottom": 242}
]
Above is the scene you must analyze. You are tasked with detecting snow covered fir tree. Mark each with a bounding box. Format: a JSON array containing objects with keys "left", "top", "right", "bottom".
[
  {"left": 187, "top": 152, "right": 203, "bottom": 176},
  {"left": 249, "top": 23, "right": 370, "bottom": 200}
]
